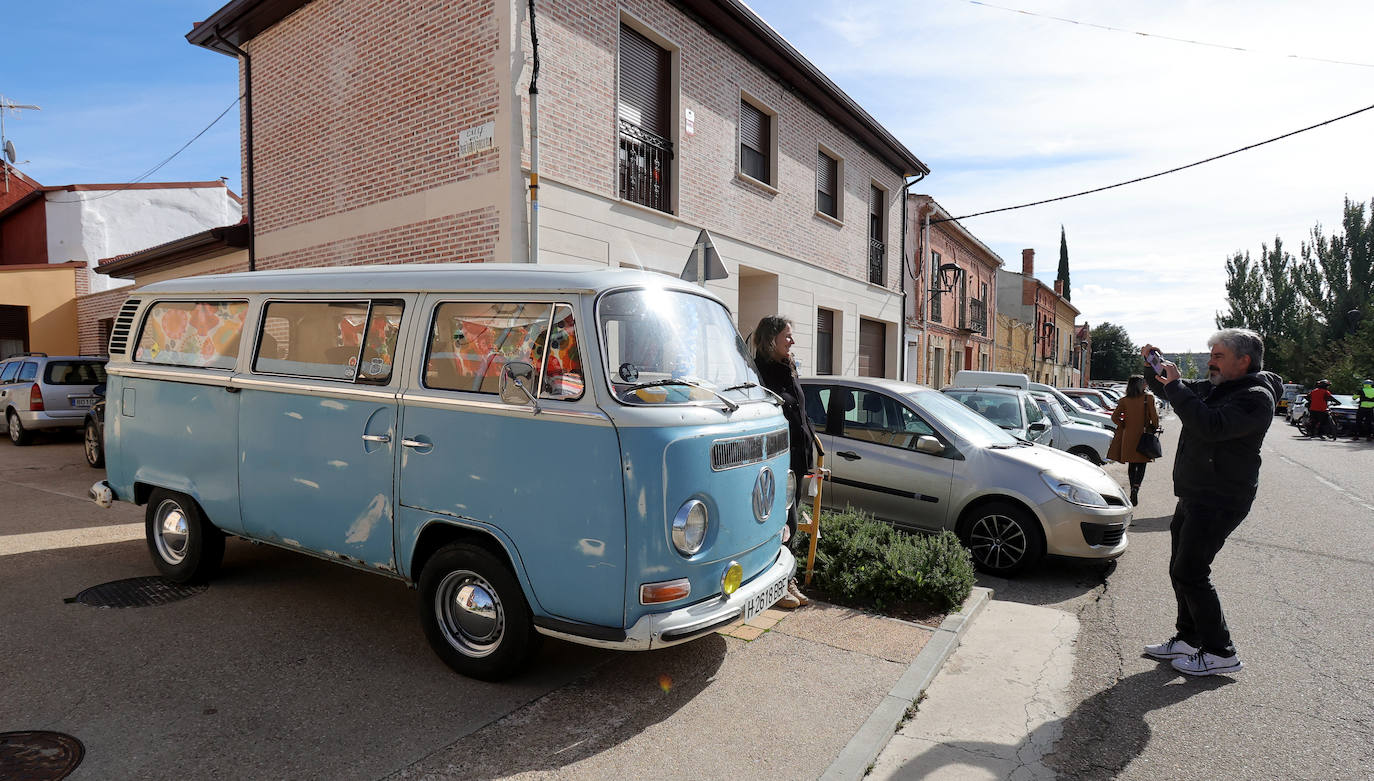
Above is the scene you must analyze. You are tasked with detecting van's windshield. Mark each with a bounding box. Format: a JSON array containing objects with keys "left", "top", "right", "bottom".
[{"left": 598, "top": 287, "right": 769, "bottom": 407}]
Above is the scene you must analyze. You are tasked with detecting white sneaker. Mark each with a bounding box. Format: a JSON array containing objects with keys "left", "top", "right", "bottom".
[
  {"left": 1143, "top": 637, "right": 1200, "bottom": 660},
  {"left": 1171, "top": 650, "right": 1244, "bottom": 676}
]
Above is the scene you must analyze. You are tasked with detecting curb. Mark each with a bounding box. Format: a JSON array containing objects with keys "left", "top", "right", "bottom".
[{"left": 819, "top": 585, "right": 994, "bottom": 781}]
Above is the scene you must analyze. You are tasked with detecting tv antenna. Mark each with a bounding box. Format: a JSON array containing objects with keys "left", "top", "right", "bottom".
[{"left": 1, "top": 95, "right": 41, "bottom": 194}]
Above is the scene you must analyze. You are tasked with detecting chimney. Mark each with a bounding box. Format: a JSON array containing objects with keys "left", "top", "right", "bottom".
[
  {"left": 1054, "top": 280, "right": 1063, "bottom": 296},
  {"left": 1021, "top": 248, "right": 1034, "bottom": 276}
]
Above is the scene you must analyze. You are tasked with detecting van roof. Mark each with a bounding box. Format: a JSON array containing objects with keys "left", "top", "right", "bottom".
[{"left": 133, "top": 263, "right": 717, "bottom": 298}]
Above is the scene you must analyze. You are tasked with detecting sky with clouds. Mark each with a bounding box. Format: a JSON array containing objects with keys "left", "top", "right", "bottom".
[{"left": 5, "top": 1, "right": 1373, "bottom": 352}]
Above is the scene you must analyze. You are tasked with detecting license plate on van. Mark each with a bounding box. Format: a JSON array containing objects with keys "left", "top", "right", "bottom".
[{"left": 740, "top": 572, "right": 790, "bottom": 623}]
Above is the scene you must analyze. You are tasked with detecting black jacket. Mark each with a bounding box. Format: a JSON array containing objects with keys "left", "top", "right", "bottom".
[
  {"left": 1147, "top": 369, "right": 1283, "bottom": 506},
  {"left": 756, "top": 357, "right": 817, "bottom": 473}
]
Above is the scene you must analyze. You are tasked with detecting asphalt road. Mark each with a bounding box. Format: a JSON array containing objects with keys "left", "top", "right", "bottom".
[
  {"left": 0, "top": 434, "right": 615, "bottom": 779},
  {"left": 981, "top": 410, "right": 1374, "bottom": 780}
]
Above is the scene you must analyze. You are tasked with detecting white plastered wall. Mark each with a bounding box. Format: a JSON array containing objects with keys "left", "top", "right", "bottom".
[{"left": 44, "top": 187, "right": 242, "bottom": 294}]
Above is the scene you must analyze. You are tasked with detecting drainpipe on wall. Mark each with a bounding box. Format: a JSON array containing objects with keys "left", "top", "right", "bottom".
[
  {"left": 526, "top": 0, "right": 542, "bottom": 263},
  {"left": 919, "top": 205, "right": 931, "bottom": 386},
  {"left": 898, "top": 173, "right": 924, "bottom": 382},
  {"left": 211, "top": 30, "right": 255, "bottom": 272}
]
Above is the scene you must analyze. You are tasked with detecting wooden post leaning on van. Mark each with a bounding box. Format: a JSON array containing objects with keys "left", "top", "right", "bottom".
[{"left": 796, "top": 433, "right": 829, "bottom": 586}]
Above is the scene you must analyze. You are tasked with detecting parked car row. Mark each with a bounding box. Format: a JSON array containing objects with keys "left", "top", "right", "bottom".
[{"left": 800, "top": 375, "right": 1130, "bottom": 576}]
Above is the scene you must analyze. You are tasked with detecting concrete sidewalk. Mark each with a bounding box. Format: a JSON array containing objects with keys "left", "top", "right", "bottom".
[
  {"left": 868, "top": 600, "right": 1079, "bottom": 780},
  {"left": 386, "top": 588, "right": 997, "bottom": 781}
]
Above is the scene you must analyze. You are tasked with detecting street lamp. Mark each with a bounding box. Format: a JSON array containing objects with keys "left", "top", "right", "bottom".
[{"left": 929, "top": 262, "right": 963, "bottom": 298}]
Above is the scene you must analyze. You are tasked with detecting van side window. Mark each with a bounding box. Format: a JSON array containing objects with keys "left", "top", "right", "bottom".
[
  {"left": 424, "top": 302, "right": 583, "bottom": 400},
  {"left": 254, "top": 300, "right": 404, "bottom": 384},
  {"left": 135, "top": 301, "right": 248, "bottom": 370}
]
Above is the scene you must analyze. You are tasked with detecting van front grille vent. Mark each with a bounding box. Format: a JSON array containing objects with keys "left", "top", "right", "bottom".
[
  {"left": 107, "top": 298, "right": 142, "bottom": 357},
  {"left": 711, "top": 428, "right": 790, "bottom": 471}
]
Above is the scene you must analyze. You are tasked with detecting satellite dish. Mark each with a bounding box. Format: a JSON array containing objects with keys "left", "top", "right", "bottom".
[{"left": 3, "top": 140, "right": 14, "bottom": 164}]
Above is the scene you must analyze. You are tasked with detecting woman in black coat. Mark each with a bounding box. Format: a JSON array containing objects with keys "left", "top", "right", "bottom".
[{"left": 752, "top": 315, "right": 817, "bottom": 608}]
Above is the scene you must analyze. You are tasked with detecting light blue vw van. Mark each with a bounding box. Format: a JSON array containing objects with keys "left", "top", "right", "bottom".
[{"left": 91, "top": 264, "right": 795, "bottom": 680}]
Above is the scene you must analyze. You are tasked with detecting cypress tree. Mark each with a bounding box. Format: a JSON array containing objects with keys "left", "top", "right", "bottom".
[{"left": 1057, "top": 225, "right": 1071, "bottom": 300}]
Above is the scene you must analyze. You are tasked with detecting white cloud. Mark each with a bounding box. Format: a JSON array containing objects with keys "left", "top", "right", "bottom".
[{"left": 750, "top": 0, "right": 1374, "bottom": 350}]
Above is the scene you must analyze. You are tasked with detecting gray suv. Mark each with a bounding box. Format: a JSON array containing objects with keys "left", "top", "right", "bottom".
[{"left": 0, "top": 353, "right": 108, "bottom": 445}]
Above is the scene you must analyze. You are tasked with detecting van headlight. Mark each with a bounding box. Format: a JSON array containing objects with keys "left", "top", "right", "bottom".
[
  {"left": 786, "top": 470, "right": 797, "bottom": 510},
  {"left": 1040, "top": 472, "right": 1110, "bottom": 508},
  {"left": 672, "top": 499, "right": 709, "bottom": 555}
]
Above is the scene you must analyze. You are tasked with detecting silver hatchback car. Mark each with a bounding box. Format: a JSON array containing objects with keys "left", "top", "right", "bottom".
[
  {"left": 800, "top": 376, "right": 1131, "bottom": 575},
  {"left": 0, "top": 353, "right": 108, "bottom": 445}
]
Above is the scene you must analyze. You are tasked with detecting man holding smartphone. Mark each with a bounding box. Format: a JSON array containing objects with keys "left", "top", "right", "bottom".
[{"left": 1139, "top": 329, "right": 1284, "bottom": 676}]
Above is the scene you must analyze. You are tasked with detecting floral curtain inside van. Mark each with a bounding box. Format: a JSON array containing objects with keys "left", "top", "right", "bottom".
[{"left": 135, "top": 301, "right": 248, "bottom": 370}]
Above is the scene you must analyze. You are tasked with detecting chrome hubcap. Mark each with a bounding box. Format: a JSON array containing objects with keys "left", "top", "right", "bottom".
[
  {"left": 435, "top": 570, "right": 504, "bottom": 658},
  {"left": 969, "top": 514, "right": 1027, "bottom": 570},
  {"left": 153, "top": 500, "right": 190, "bottom": 565}
]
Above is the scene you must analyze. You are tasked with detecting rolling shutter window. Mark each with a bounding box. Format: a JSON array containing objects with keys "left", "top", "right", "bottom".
[
  {"left": 816, "top": 309, "right": 834, "bottom": 375},
  {"left": 817, "top": 151, "right": 838, "bottom": 217},
  {"left": 739, "top": 100, "right": 769, "bottom": 183},
  {"left": 619, "top": 24, "right": 670, "bottom": 136}
]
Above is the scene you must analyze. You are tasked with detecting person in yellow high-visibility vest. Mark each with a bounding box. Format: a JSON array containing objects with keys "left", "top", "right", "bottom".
[{"left": 1354, "top": 379, "right": 1374, "bottom": 441}]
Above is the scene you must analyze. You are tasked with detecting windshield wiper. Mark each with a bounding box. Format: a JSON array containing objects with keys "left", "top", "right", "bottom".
[{"left": 622, "top": 378, "right": 740, "bottom": 413}]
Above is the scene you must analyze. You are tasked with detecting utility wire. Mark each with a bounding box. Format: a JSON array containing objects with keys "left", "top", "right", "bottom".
[
  {"left": 53, "top": 96, "right": 242, "bottom": 204},
  {"left": 966, "top": 0, "right": 1374, "bottom": 69},
  {"left": 932, "top": 100, "right": 1374, "bottom": 224}
]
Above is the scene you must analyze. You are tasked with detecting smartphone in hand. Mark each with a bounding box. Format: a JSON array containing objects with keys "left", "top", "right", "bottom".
[{"left": 1146, "top": 349, "right": 1166, "bottom": 374}]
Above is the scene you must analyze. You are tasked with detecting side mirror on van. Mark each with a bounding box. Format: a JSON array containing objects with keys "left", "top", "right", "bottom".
[
  {"left": 915, "top": 435, "right": 945, "bottom": 455},
  {"left": 1029, "top": 421, "right": 1050, "bottom": 434},
  {"left": 499, "top": 361, "right": 542, "bottom": 414}
]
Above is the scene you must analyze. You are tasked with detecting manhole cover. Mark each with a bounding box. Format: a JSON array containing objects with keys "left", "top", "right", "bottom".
[
  {"left": 65, "top": 576, "right": 207, "bottom": 608},
  {"left": 0, "top": 731, "right": 84, "bottom": 780}
]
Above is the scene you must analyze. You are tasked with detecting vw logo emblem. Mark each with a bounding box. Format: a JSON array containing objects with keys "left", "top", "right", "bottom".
[{"left": 753, "top": 466, "right": 775, "bottom": 522}]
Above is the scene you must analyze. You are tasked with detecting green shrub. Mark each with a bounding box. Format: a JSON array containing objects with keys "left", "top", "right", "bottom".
[{"left": 794, "top": 507, "right": 975, "bottom": 613}]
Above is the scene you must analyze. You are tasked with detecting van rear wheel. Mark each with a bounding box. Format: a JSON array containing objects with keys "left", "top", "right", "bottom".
[
  {"left": 961, "top": 501, "right": 1045, "bottom": 577},
  {"left": 418, "top": 543, "right": 536, "bottom": 681},
  {"left": 145, "top": 489, "right": 224, "bottom": 583}
]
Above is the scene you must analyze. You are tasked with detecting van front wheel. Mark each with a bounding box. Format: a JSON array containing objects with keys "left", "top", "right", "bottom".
[
  {"left": 145, "top": 489, "right": 224, "bottom": 583},
  {"left": 419, "top": 543, "right": 536, "bottom": 681}
]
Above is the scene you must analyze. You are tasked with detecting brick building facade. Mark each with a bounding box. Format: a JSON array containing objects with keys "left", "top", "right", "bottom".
[
  {"left": 170, "top": 0, "right": 927, "bottom": 377},
  {"left": 906, "top": 195, "right": 1000, "bottom": 388},
  {"left": 996, "top": 248, "right": 1080, "bottom": 385}
]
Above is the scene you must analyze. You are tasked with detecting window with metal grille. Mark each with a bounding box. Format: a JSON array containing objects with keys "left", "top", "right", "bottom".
[
  {"left": 868, "top": 185, "right": 885, "bottom": 284},
  {"left": 817, "top": 308, "right": 835, "bottom": 375},
  {"left": 739, "top": 99, "right": 770, "bottom": 184},
  {"left": 817, "top": 149, "right": 838, "bottom": 217},
  {"left": 930, "top": 252, "right": 943, "bottom": 321},
  {"left": 618, "top": 24, "right": 672, "bottom": 213}
]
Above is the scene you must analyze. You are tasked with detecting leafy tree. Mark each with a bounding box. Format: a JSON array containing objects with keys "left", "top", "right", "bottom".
[
  {"left": 1089, "top": 322, "right": 1136, "bottom": 381},
  {"left": 1057, "top": 226, "right": 1071, "bottom": 301}
]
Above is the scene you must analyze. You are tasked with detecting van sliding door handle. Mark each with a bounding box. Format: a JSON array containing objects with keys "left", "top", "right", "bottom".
[
  {"left": 361, "top": 434, "right": 391, "bottom": 444},
  {"left": 401, "top": 438, "right": 427, "bottom": 448}
]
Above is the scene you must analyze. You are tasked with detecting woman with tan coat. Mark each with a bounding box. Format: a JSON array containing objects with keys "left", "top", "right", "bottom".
[{"left": 1107, "top": 375, "right": 1160, "bottom": 505}]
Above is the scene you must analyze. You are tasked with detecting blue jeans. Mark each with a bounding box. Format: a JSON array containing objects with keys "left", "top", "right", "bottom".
[{"left": 1169, "top": 499, "right": 1249, "bottom": 656}]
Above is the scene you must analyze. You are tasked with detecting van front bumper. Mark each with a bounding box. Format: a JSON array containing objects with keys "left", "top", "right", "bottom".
[{"left": 533, "top": 546, "right": 796, "bottom": 651}]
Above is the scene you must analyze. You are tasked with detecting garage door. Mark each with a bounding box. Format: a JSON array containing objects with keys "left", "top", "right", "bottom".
[{"left": 858, "top": 318, "right": 885, "bottom": 377}]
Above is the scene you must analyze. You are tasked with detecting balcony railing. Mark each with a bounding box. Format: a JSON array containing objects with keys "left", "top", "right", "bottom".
[
  {"left": 967, "top": 298, "right": 987, "bottom": 335},
  {"left": 618, "top": 119, "right": 673, "bottom": 213},
  {"left": 868, "top": 238, "right": 886, "bottom": 285}
]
